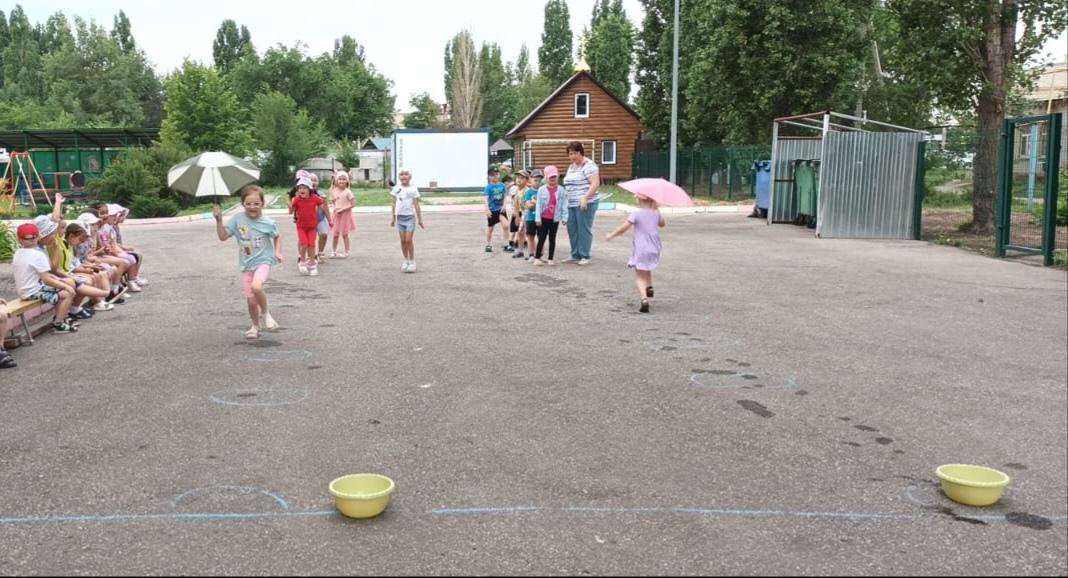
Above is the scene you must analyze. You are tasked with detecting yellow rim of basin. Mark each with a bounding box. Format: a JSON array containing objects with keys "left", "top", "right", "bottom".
[
  {"left": 329, "top": 474, "right": 394, "bottom": 499},
  {"left": 936, "top": 464, "right": 1010, "bottom": 488}
]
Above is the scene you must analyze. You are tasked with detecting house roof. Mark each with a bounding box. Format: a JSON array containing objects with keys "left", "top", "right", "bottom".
[
  {"left": 490, "top": 139, "right": 513, "bottom": 152},
  {"left": 363, "top": 137, "right": 392, "bottom": 150},
  {"left": 0, "top": 128, "right": 160, "bottom": 151},
  {"left": 505, "top": 71, "right": 641, "bottom": 138}
]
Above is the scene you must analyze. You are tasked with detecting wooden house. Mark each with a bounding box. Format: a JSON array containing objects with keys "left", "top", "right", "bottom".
[{"left": 506, "top": 65, "right": 643, "bottom": 182}]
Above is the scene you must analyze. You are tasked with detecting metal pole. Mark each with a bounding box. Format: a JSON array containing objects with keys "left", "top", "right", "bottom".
[{"left": 669, "top": 0, "right": 680, "bottom": 184}]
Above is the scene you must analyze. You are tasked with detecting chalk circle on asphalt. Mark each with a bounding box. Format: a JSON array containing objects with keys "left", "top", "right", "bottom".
[
  {"left": 210, "top": 385, "right": 310, "bottom": 407},
  {"left": 226, "top": 349, "right": 314, "bottom": 364},
  {"left": 172, "top": 485, "right": 290, "bottom": 513},
  {"left": 690, "top": 369, "right": 798, "bottom": 390}
]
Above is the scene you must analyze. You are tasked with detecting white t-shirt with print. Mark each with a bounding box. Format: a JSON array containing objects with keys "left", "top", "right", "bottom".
[
  {"left": 12, "top": 247, "right": 51, "bottom": 299},
  {"left": 391, "top": 185, "right": 421, "bottom": 216}
]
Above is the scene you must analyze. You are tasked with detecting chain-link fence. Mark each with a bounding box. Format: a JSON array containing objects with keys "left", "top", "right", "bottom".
[{"left": 632, "top": 146, "right": 772, "bottom": 201}]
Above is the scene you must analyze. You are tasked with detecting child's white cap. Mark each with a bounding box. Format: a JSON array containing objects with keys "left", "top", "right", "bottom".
[{"left": 296, "top": 176, "right": 313, "bottom": 189}]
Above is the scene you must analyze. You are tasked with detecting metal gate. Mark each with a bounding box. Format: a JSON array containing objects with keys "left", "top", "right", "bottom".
[{"left": 995, "top": 113, "right": 1063, "bottom": 266}]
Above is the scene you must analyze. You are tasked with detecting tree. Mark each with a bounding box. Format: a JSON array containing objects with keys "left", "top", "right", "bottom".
[
  {"left": 111, "top": 10, "right": 134, "bottom": 54},
  {"left": 161, "top": 60, "right": 250, "bottom": 154},
  {"left": 586, "top": 0, "right": 635, "bottom": 101},
  {"left": 405, "top": 92, "right": 443, "bottom": 129},
  {"left": 887, "top": 0, "right": 1068, "bottom": 234},
  {"left": 539, "top": 0, "right": 574, "bottom": 87},
  {"left": 250, "top": 90, "right": 328, "bottom": 185},
  {"left": 213, "top": 19, "right": 255, "bottom": 73},
  {"left": 2, "top": 5, "right": 45, "bottom": 101},
  {"left": 683, "top": 0, "right": 875, "bottom": 145},
  {"left": 515, "top": 44, "right": 532, "bottom": 83},
  {"left": 480, "top": 42, "right": 518, "bottom": 140},
  {"left": 635, "top": 0, "right": 688, "bottom": 147},
  {"left": 447, "top": 30, "right": 482, "bottom": 128}
]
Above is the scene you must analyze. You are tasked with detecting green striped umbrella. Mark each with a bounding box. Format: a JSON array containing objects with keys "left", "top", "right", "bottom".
[{"left": 167, "top": 152, "right": 261, "bottom": 200}]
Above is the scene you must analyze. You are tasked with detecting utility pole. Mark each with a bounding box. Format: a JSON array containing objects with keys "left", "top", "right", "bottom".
[{"left": 669, "top": 0, "right": 680, "bottom": 183}]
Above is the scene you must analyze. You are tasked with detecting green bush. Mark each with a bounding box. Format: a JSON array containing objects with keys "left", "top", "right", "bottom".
[
  {"left": 129, "top": 194, "right": 179, "bottom": 218},
  {"left": 89, "top": 149, "right": 160, "bottom": 206},
  {"left": 0, "top": 221, "right": 15, "bottom": 262},
  {"left": 89, "top": 139, "right": 201, "bottom": 209},
  {"left": 1058, "top": 196, "right": 1067, "bottom": 226}
]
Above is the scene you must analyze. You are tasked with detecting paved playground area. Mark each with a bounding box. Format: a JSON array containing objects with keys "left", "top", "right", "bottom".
[{"left": 1, "top": 211, "right": 1066, "bottom": 575}]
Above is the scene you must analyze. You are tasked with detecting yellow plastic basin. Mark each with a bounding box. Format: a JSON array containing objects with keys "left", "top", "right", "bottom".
[
  {"left": 936, "top": 464, "right": 1010, "bottom": 507},
  {"left": 329, "top": 474, "right": 395, "bottom": 519}
]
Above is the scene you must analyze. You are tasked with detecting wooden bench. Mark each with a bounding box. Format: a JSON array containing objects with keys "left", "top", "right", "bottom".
[{"left": 1, "top": 298, "right": 53, "bottom": 346}]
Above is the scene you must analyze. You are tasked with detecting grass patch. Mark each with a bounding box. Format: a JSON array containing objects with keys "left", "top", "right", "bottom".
[
  {"left": 1054, "top": 251, "right": 1068, "bottom": 270},
  {"left": 263, "top": 187, "right": 485, "bottom": 208}
]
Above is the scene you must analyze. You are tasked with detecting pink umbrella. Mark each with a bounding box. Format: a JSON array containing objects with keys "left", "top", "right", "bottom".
[{"left": 617, "top": 178, "right": 695, "bottom": 207}]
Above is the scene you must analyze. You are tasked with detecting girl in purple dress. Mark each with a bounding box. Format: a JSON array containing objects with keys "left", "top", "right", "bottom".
[{"left": 605, "top": 196, "right": 665, "bottom": 313}]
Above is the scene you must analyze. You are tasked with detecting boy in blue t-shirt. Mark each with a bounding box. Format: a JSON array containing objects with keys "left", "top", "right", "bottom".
[
  {"left": 523, "top": 169, "right": 543, "bottom": 263},
  {"left": 483, "top": 168, "right": 509, "bottom": 252}
]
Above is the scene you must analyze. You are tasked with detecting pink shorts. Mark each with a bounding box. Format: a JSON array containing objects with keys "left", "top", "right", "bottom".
[{"left": 241, "top": 264, "right": 271, "bottom": 298}]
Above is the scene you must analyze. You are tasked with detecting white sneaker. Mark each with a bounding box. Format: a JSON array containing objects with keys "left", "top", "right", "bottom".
[
  {"left": 328, "top": 251, "right": 338, "bottom": 259},
  {"left": 92, "top": 301, "right": 114, "bottom": 312},
  {"left": 298, "top": 261, "right": 309, "bottom": 275},
  {"left": 262, "top": 313, "right": 279, "bottom": 331},
  {"left": 407, "top": 261, "right": 416, "bottom": 273},
  {"left": 134, "top": 277, "right": 148, "bottom": 285},
  {"left": 128, "top": 281, "right": 143, "bottom": 292},
  {"left": 245, "top": 326, "right": 259, "bottom": 339},
  {"left": 401, "top": 260, "right": 410, "bottom": 272},
  {"left": 577, "top": 258, "right": 590, "bottom": 266},
  {"left": 309, "top": 265, "right": 320, "bottom": 277}
]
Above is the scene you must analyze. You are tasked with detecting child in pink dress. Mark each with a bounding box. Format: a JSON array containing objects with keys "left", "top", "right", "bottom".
[
  {"left": 605, "top": 196, "right": 664, "bottom": 313},
  {"left": 330, "top": 171, "right": 356, "bottom": 258}
]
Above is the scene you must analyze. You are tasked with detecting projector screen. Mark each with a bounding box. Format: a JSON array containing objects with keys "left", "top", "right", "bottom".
[{"left": 392, "top": 129, "right": 489, "bottom": 191}]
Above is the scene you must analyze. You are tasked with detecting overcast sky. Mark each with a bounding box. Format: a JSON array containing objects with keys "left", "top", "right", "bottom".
[{"left": 15, "top": 1, "right": 1068, "bottom": 112}]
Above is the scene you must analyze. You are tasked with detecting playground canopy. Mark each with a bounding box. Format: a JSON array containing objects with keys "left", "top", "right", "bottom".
[
  {"left": 0, "top": 128, "right": 159, "bottom": 151},
  {"left": 0, "top": 128, "right": 159, "bottom": 201}
]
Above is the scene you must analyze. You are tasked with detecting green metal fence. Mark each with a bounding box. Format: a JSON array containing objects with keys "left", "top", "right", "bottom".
[{"left": 632, "top": 145, "right": 772, "bottom": 200}]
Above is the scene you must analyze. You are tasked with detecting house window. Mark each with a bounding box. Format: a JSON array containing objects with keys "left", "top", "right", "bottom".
[
  {"left": 601, "top": 141, "right": 617, "bottom": 165},
  {"left": 575, "top": 93, "right": 590, "bottom": 118}
]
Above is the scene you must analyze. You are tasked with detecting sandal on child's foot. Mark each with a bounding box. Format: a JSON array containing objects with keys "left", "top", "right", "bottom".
[
  {"left": 646, "top": 286, "right": 654, "bottom": 298},
  {"left": 639, "top": 298, "right": 650, "bottom": 313},
  {"left": 245, "top": 326, "right": 260, "bottom": 339},
  {"left": 262, "top": 313, "right": 279, "bottom": 331},
  {"left": 52, "top": 320, "right": 78, "bottom": 333},
  {"left": 0, "top": 351, "right": 17, "bottom": 368}
]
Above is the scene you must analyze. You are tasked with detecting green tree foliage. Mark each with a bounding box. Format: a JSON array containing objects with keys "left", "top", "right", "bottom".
[
  {"left": 226, "top": 37, "right": 394, "bottom": 141},
  {"left": 480, "top": 42, "right": 519, "bottom": 140},
  {"left": 111, "top": 10, "right": 134, "bottom": 53},
  {"left": 683, "top": 0, "right": 875, "bottom": 145},
  {"left": 885, "top": 0, "right": 1067, "bottom": 233},
  {"left": 445, "top": 30, "right": 482, "bottom": 128},
  {"left": 3, "top": 6, "right": 45, "bottom": 101},
  {"left": 405, "top": 92, "right": 444, "bottom": 129},
  {"left": 250, "top": 90, "right": 328, "bottom": 185},
  {"left": 515, "top": 44, "right": 532, "bottom": 83},
  {"left": 0, "top": 8, "right": 161, "bottom": 129},
  {"left": 635, "top": 0, "right": 694, "bottom": 148},
  {"left": 161, "top": 60, "right": 250, "bottom": 154},
  {"left": 539, "top": 0, "right": 574, "bottom": 87},
  {"left": 213, "top": 19, "right": 255, "bottom": 74},
  {"left": 586, "top": 0, "right": 634, "bottom": 102}
]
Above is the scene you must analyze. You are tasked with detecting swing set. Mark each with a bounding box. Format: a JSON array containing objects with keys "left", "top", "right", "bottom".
[{"left": 0, "top": 151, "right": 52, "bottom": 216}]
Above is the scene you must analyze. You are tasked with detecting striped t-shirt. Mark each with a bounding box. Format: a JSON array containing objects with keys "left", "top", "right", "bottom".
[{"left": 563, "top": 160, "right": 600, "bottom": 206}]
